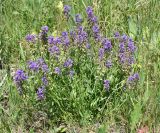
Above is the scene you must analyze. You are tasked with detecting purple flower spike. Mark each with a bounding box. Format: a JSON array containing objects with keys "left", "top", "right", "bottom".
[
  {"left": 75, "top": 14, "right": 83, "bottom": 23},
  {"left": 104, "top": 80, "right": 110, "bottom": 91},
  {"left": 48, "top": 45, "right": 60, "bottom": 55},
  {"left": 128, "top": 40, "right": 136, "bottom": 53},
  {"left": 114, "top": 32, "right": 120, "bottom": 38},
  {"left": 28, "top": 61, "right": 39, "bottom": 71},
  {"left": 25, "top": 34, "right": 36, "bottom": 43},
  {"left": 41, "top": 64, "right": 49, "bottom": 73},
  {"left": 102, "top": 38, "right": 112, "bottom": 51},
  {"left": 41, "top": 26, "right": 49, "bottom": 33},
  {"left": 121, "top": 34, "right": 128, "bottom": 42},
  {"left": 64, "top": 5, "right": 71, "bottom": 15},
  {"left": 98, "top": 48, "right": 105, "bottom": 61},
  {"left": 133, "top": 73, "right": 139, "bottom": 80},
  {"left": 48, "top": 36, "right": 61, "bottom": 45},
  {"left": 37, "top": 86, "right": 45, "bottom": 100},
  {"left": 37, "top": 58, "right": 45, "bottom": 66},
  {"left": 119, "top": 42, "right": 125, "bottom": 53},
  {"left": 63, "top": 37, "right": 70, "bottom": 46},
  {"left": 128, "top": 56, "right": 134, "bottom": 65},
  {"left": 128, "top": 75, "right": 134, "bottom": 82},
  {"left": 62, "top": 31, "right": 68, "bottom": 37},
  {"left": 64, "top": 58, "right": 73, "bottom": 68},
  {"left": 42, "top": 76, "right": 48, "bottom": 86},
  {"left": 105, "top": 60, "right": 112, "bottom": 68},
  {"left": 13, "top": 69, "right": 28, "bottom": 95},
  {"left": 91, "top": 16, "right": 98, "bottom": 23},
  {"left": 127, "top": 73, "right": 140, "bottom": 84},
  {"left": 92, "top": 24, "right": 101, "bottom": 41},
  {"left": 14, "top": 70, "right": 28, "bottom": 82},
  {"left": 86, "top": 6, "right": 94, "bottom": 18},
  {"left": 48, "top": 36, "right": 54, "bottom": 44},
  {"left": 119, "top": 53, "right": 126, "bottom": 64},
  {"left": 92, "top": 24, "right": 99, "bottom": 33},
  {"left": 54, "top": 67, "right": 61, "bottom": 75}
]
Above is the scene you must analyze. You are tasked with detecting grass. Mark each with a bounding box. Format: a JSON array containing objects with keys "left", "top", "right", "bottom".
[{"left": 1, "top": 0, "right": 160, "bottom": 132}]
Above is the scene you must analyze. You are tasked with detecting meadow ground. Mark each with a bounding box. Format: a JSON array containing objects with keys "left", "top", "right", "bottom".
[{"left": 1, "top": 0, "right": 160, "bottom": 132}]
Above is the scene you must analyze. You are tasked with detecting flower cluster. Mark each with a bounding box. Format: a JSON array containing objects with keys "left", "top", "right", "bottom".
[
  {"left": 63, "top": 5, "right": 71, "bottom": 19},
  {"left": 27, "top": 58, "right": 48, "bottom": 99},
  {"left": 75, "top": 14, "right": 83, "bottom": 23},
  {"left": 104, "top": 80, "right": 110, "bottom": 91},
  {"left": 118, "top": 34, "right": 136, "bottom": 67},
  {"left": 86, "top": 6, "right": 98, "bottom": 24},
  {"left": 26, "top": 34, "right": 37, "bottom": 43},
  {"left": 39, "top": 26, "right": 49, "bottom": 45},
  {"left": 13, "top": 70, "right": 28, "bottom": 94},
  {"left": 64, "top": 58, "right": 73, "bottom": 68},
  {"left": 86, "top": 6, "right": 101, "bottom": 42},
  {"left": 14, "top": 5, "right": 140, "bottom": 101},
  {"left": 28, "top": 58, "right": 49, "bottom": 73},
  {"left": 37, "top": 86, "right": 45, "bottom": 100},
  {"left": 127, "top": 73, "right": 139, "bottom": 85}
]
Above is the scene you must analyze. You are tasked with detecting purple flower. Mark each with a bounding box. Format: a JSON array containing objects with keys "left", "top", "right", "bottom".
[
  {"left": 54, "top": 67, "right": 61, "bottom": 75},
  {"left": 63, "top": 37, "right": 70, "bottom": 46},
  {"left": 92, "top": 24, "right": 101, "bottom": 41},
  {"left": 37, "top": 86, "right": 45, "bottom": 100},
  {"left": 92, "top": 24, "right": 99, "bottom": 33},
  {"left": 62, "top": 31, "right": 68, "bottom": 37},
  {"left": 41, "top": 64, "right": 49, "bottom": 73},
  {"left": 102, "top": 38, "right": 112, "bottom": 51},
  {"left": 39, "top": 29, "right": 48, "bottom": 44},
  {"left": 86, "top": 6, "right": 94, "bottom": 19},
  {"left": 86, "top": 6, "right": 98, "bottom": 24},
  {"left": 48, "top": 36, "right": 61, "bottom": 45},
  {"left": 119, "top": 42, "right": 125, "bottom": 53},
  {"left": 121, "top": 34, "right": 128, "bottom": 42},
  {"left": 42, "top": 76, "right": 48, "bottom": 86},
  {"left": 127, "top": 40, "right": 136, "bottom": 53},
  {"left": 104, "top": 80, "right": 110, "bottom": 90},
  {"left": 28, "top": 61, "right": 39, "bottom": 71},
  {"left": 133, "top": 73, "right": 139, "bottom": 80},
  {"left": 41, "top": 26, "right": 49, "bottom": 33},
  {"left": 28, "top": 58, "right": 49, "bottom": 72},
  {"left": 76, "top": 26, "right": 88, "bottom": 44},
  {"left": 105, "top": 60, "right": 112, "bottom": 68},
  {"left": 77, "top": 35, "right": 84, "bottom": 44},
  {"left": 119, "top": 53, "right": 126, "bottom": 64},
  {"left": 75, "top": 14, "right": 83, "bottom": 23},
  {"left": 25, "top": 34, "right": 36, "bottom": 43},
  {"left": 114, "top": 32, "right": 120, "bottom": 38},
  {"left": 13, "top": 69, "right": 28, "bottom": 95},
  {"left": 48, "top": 36, "right": 54, "bottom": 45},
  {"left": 64, "top": 59, "right": 73, "bottom": 68},
  {"left": 91, "top": 16, "right": 98, "bottom": 23},
  {"left": 127, "top": 73, "right": 140, "bottom": 84},
  {"left": 56, "top": 37, "right": 62, "bottom": 44},
  {"left": 37, "top": 58, "right": 45, "bottom": 66},
  {"left": 128, "top": 56, "right": 134, "bottom": 65},
  {"left": 14, "top": 70, "right": 28, "bottom": 83},
  {"left": 98, "top": 48, "right": 105, "bottom": 60},
  {"left": 48, "top": 45, "right": 60, "bottom": 55},
  {"left": 64, "top": 5, "right": 71, "bottom": 15}
]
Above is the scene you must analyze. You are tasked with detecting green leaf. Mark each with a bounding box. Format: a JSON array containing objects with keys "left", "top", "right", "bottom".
[{"left": 130, "top": 102, "right": 142, "bottom": 131}]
